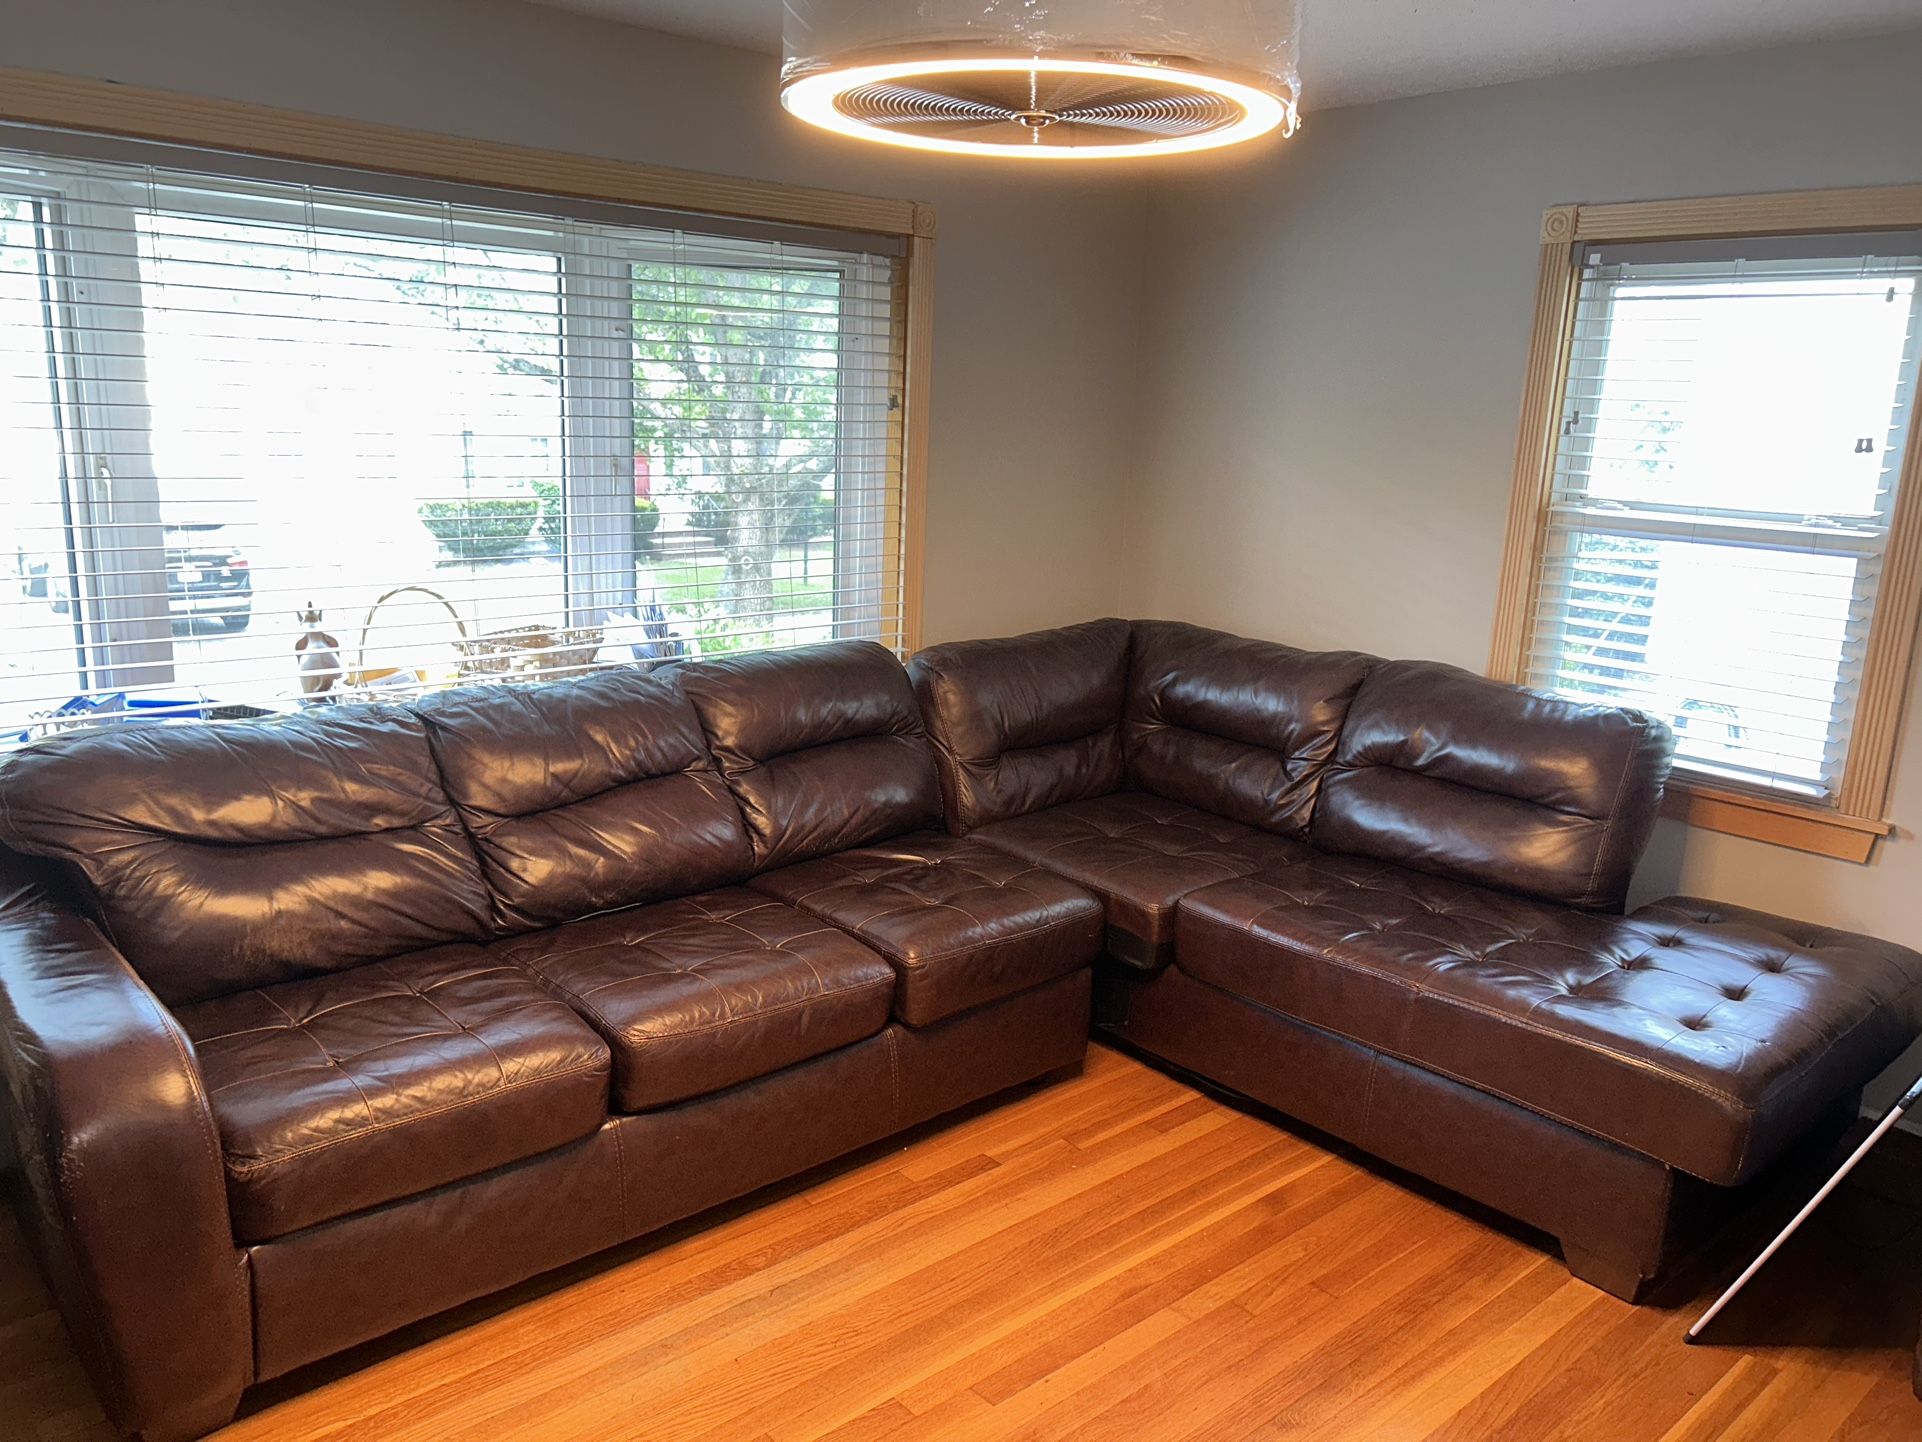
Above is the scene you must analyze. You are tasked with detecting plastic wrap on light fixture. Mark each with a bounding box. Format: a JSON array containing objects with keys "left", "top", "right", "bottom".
[{"left": 781, "top": 0, "right": 1302, "bottom": 159}]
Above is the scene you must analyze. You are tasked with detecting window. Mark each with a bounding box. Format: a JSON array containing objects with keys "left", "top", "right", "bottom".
[
  {"left": 1494, "top": 193, "right": 1922, "bottom": 861},
  {"left": 1, "top": 137, "right": 912, "bottom": 747},
  {"left": 1538, "top": 238, "right": 1922, "bottom": 796}
]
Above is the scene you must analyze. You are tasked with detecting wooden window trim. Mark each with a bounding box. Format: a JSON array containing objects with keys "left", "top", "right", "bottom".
[
  {"left": 1490, "top": 188, "right": 1922, "bottom": 863},
  {"left": 0, "top": 65, "right": 937, "bottom": 650}
]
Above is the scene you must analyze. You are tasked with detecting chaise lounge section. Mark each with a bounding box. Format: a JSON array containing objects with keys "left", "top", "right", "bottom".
[{"left": 911, "top": 618, "right": 1922, "bottom": 1302}]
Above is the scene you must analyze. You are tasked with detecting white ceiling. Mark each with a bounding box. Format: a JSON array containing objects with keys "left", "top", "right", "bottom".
[{"left": 524, "top": 0, "right": 1922, "bottom": 108}]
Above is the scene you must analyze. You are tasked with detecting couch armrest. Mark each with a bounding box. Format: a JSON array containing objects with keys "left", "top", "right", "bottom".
[{"left": 0, "top": 860, "right": 249, "bottom": 1441}]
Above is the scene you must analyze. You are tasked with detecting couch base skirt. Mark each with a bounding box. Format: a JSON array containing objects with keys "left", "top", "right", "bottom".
[
  {"left": 247, "top": 967, "right": 1091, "bottom": 1387},
  {"left": 1096, "top": 963, "right": 1855, "bottom": 1302}
]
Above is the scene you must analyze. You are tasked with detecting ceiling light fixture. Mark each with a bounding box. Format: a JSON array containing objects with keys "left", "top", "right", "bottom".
[{"left": 780, "top": 1, "right": 1302, "bottom": 161}]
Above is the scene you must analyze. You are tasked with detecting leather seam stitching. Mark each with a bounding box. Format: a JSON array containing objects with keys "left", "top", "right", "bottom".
[
  {"left": 251, "top": 988, "right": 384, "bottom": 1124},
  {"left": 142, "top": 971, "right": 253, "bottom": 1340},
  {"left": 1584, "top": 722, "right": 1649, "bottom": 907},
  {"left": 605, "top": 976, "right": 894, "bottom": 1046},
  {"left": 1357, "top": 1049, "right": 1382, "bottom": 1152},
  {"left": 1178, "top": 906, "right": 1764, "bottom": 1114},
  {"left": 612, "top": 1121, "right": 629, "bottom": 1236},
  {"left": 917, "top": 678, "right": 975, "bottom": 834},
  {"left": 399, "top": 962, "right": 514, "bottom": 1090},
  {"left": 1182, "top": 968, "right": 1721, "bottom": 1177},
  {"left": 220, "top": 1058, "right": 607, "bottom": 1174},
  {"left": 801, "top": 909, "right": 1091, "bottom": 969},
  {"left": 443, "top": 763, "right": 721, "bottom": 831},
  {"left": 886, "top": 1026, "right": 902, "bottom": 1128}
]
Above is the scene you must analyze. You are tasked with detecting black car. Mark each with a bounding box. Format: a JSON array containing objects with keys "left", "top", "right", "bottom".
[
  {"left": 15, "top": 523, "right": 254, "bottom": 633},
  {"left": 162, "top": 523, "right": 254, "bottom": 632}
]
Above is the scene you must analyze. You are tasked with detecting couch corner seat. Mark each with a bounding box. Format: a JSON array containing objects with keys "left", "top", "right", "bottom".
[{"left": 751, "top": 831, "right": 1105, "bottom": 1027}]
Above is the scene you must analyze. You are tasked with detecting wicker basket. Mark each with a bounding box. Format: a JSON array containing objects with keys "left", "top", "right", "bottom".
[
  {"left": 458, "top": 623, "right": 604, "bottom": 679},
  {"left": 348, "top": 585, "right": 602, "bottom": 695}
]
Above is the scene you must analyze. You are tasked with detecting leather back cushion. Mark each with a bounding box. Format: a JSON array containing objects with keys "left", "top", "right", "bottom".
[
  {"left": 418, "top": 671, "right": 752, "bottom": 932},
  {"left": 0, "top": 708, "right": 492, "bottom": 1006},
  {"left": 1125, "top": 621, "right": 1375, "bottom": 838},
  {"left": 679, "top": 641, "right": 941, "bottom": 869},
  {"left": 908, "top": 618, "right": 1129, "bottom": 834},
  {"left": 1312, "top": 660, "right": 1675, "bottom": 910}
]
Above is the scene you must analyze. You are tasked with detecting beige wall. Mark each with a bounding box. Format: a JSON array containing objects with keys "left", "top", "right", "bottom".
[
  {"left": 1128, "top": 30, "right": 1922, "bottom": 952},
  {"left": 1, "top": 0, "right": 1144, "bottom": 647}
]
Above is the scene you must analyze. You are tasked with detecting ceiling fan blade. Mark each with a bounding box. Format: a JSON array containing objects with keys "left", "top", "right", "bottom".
[
  {"left": 1058, "top": 91, "right": 1239, "bottom": 131},
  {"left": 836, "top": 84, "right": 1016, "bottom": 126}
]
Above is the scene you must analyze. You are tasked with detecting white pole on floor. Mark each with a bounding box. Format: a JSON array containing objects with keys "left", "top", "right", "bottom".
[{"left": 1686, "top": 1073, "right": 1922, "bottom": 1342}]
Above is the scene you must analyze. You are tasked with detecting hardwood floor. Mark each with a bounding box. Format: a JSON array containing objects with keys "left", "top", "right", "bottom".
[{"left": 5, "top": 1044, "right": 1921, "bottom": 1441}]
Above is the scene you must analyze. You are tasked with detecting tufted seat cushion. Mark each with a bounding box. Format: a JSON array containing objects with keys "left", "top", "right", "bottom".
[
  {"left": 752, "top": 834, "right": 1104, "bottom": 1026},
  {"left": 176, "top": 945, "right": 611, "bottom": 1242},
  {"left": 492, "top": 888, "right": 895, "bottom": 1112},
  {"left": 1177, "top": 859, "right": 1922, "bottom": 1184},
  {"left": 972, "top": 793, "right": 1312, "bottom": 970}
]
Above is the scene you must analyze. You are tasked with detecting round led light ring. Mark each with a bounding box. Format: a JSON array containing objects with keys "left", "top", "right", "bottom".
[{"left": 781, "top": 57, "right": 1296, "bottom": 159}]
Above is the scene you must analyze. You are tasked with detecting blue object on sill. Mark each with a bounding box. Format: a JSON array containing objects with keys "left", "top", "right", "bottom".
[
  {"left": 124, "top": 696, "right": 207, "bottom": 722},
  {"left": 9, "top": 694, "right": 276, "bottom": 748},
  {"left": 120, "top": 699, "right": 275, "bottom": 724},
  {"left": 50, "top": 691, "right": 127, "bottom": 718}
]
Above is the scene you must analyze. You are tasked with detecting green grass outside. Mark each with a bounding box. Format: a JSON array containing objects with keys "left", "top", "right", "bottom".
[{"left": 640, "top": 541, "right": 834, "bottom": 616}]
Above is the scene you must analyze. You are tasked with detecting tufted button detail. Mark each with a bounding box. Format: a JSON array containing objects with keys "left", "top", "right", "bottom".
[
  {"left": 176, "top": 948, "right": 611, "bottom": 1241},
  {"left": 1183, "top": 876, "right": 1922, "bottom": 1187}
]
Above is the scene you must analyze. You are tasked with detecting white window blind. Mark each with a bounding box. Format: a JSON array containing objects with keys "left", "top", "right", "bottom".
[
  {"left": 1525, "top": 233, "right": 1922, "bottom": 802},
  {"left": 0, "top": 137, "right": 906, "bottom": 747}
]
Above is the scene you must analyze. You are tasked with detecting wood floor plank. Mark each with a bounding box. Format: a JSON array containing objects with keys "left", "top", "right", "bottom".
[
  {"left": 1129, "top": 1229, "right": 1503, "bottom": 1442},
  {"left": 3, "top": 1044, "right": 1918, "bottom": 1442},
  {"left": 1658, "top": 1356, "right": 1784, "bottom": 1442},
  {"left": 710, "top": 1114, "right": 1318, "bottom": 1441},
  {"left": 1303, "top": 1259, "right": 1580, "bottom": 1439}
]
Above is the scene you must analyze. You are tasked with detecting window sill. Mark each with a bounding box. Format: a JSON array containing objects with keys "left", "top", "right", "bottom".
[{"left": 1662, "top": 779, "right": 1893, "bottom": 863}]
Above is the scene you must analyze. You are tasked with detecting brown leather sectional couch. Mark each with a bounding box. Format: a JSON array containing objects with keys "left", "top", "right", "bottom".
[{"left": 1, "top": 620, "right": 1918, "bottom": 1440}]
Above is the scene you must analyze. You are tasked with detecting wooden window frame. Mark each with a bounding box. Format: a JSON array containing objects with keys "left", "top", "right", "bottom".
[
  {"left": 1491, "top": 187, "right": 1922, "bottom": 863},
  {"left": 0, "top": 65, "right": 936, "bottom": 652}
]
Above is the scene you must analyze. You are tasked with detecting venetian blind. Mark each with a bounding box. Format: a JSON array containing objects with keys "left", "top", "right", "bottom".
[
  {"left": 0, "top": 136, "right": 906, "bottom": 746},
  {"left": 1524, "top": 232, "right": 1922, "bottom": 801}
]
